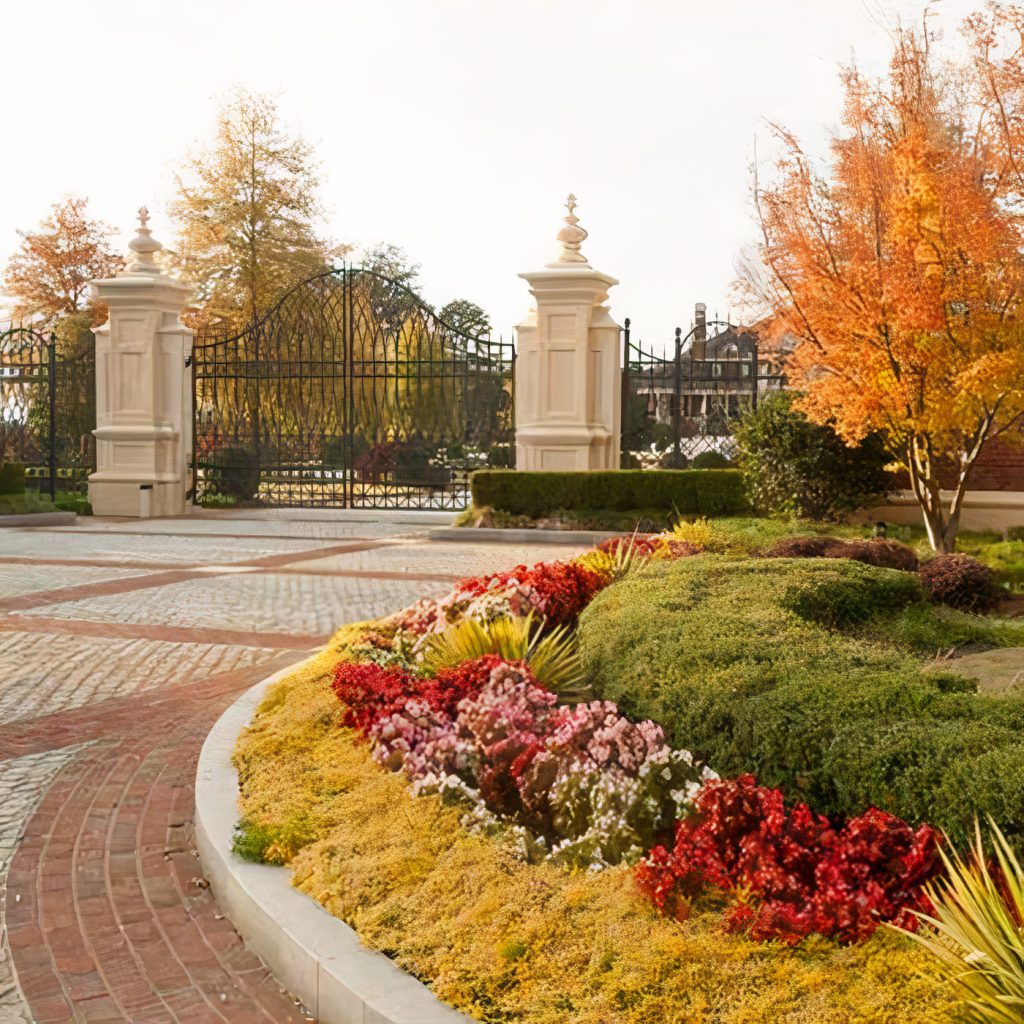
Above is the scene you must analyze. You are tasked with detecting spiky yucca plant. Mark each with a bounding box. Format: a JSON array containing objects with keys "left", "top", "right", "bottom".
[
  {"left": 900, "top": 819, "right": 1024, "bottom": 1024},
  {"left": 418, "top": 614, "right": 586, "bottom": 694},
  {"left": 576, "top": 529, "right": 651, "bottom": 582}
]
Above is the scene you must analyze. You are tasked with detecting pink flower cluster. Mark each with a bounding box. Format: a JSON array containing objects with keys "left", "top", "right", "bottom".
[{"left": 334, "top": 654, "right": 712, "bottom": 867}]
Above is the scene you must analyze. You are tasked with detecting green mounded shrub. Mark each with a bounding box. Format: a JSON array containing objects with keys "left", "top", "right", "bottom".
[
  {"left": 577, "top": 555, "right": 1024, "bottom": 843},
  {"left": 469, "top": 469, "right": 748, "bottom": 519},
  {"left": 733, "top": 391, "right": 891, "bottom": 520},
  {"left": 0, "top": 463, "right": 26, "bottom": 496}
]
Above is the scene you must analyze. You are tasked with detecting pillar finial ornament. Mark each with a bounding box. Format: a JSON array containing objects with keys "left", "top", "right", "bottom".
[
  {"left": 553, "top": 192, "right": 589, "bottom": 264},
  {"left": 125, "top": 204, "right": 163, "bottom": 274}
]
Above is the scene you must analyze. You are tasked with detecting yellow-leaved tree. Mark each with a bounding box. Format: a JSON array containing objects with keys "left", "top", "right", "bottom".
[{"left": 169, "top": 89, "right": 345, "bottom": 332}]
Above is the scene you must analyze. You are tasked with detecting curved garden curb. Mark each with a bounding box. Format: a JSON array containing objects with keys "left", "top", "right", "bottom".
[{"left": 196, "top": 661, "right": 472, "bottom": 1024}]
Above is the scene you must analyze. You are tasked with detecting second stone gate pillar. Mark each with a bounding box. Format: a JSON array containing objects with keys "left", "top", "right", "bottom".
[{"left": 514, "top": 196, "right": 621, "bottom": 471}]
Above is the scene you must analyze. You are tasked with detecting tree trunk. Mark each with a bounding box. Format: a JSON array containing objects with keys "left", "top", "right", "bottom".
[{"left": 905, "top": 434, "right": 980, "bottom": 554}]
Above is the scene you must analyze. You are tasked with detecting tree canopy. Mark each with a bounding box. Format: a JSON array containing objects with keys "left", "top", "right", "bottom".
[
  {"left": 169, "top": 89, "right": 345, "bottom": 332},
  {"left": 3, "top": 197, "right": 123, "bottom": 327},
  {"left": 748, "top": 4, "right": 1024, "bottom": 551}
]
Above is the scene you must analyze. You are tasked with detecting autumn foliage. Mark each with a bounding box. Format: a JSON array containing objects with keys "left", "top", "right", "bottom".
[
  {"left": 4, "top": 197, "right": 123, "bottom": 327},
  {"left": 750, "top": 6, "right": 1024, "bottom": 551}
]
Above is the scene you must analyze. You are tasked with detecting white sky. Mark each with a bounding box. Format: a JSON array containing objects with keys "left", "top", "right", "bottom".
[{"left": 0, "top": 0, "right": 980, "bottom": 349}]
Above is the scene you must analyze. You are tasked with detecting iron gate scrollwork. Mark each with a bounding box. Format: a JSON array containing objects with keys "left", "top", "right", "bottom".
[
  {"left": 191, "top": 266, "right": 515, "bottom": 510},
  {"left": 620, "top": 316, "right": 784, "bottom": 468},
  {"left": 0, "top": 327, "right": 96, "bottom": 498}
]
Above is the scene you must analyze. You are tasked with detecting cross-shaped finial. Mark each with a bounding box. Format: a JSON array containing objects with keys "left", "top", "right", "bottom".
[
  {"left": 565, "top": 193, "right": 577, "bottom": 217},
  {"left": 138, "top": 206, "right": 150, "bottom": 230}
]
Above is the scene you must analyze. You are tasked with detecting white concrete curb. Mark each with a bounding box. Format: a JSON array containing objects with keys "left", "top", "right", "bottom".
[{"left": 195, "top": 662, "right": 472, "bottom": 1024}]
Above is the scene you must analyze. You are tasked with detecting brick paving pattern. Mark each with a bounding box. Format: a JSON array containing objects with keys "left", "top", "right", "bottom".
[{"left": 0, "top": 511, "right": 584, "bottom": 1022}]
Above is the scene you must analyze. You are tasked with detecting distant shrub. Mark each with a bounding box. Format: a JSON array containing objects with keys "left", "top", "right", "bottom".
[
  {"left": 767, "top": 535, "right": 918, "bottom": 571},
  {"left": 0, "top": 463, "right": 26, "bottom": 496},
  {"left": 690, "top": 450, "right": 732, "bottom": 470},
  {"left": 204, "top": 445, "right": 260, "bottom": 500},
  {"left": 733, "top": 391, "right": 891, "bottom": 520},
  {"left": 918, "top": 553, "right": 999, "bottom": 612}
]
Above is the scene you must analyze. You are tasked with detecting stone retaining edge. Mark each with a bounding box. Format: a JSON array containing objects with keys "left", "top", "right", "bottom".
[
  {"left": 428, "top": 526, "right": 618, "bottom": 545},
  {"left": 0, "top": 511, "right": 77, "bottom": 528},
  {"left": 195, "top": 660, "right": 472, "bottom": 1024}
]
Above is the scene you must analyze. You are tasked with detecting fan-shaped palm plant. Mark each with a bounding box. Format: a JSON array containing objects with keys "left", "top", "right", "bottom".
[{"left": 418, "top": 614, "right": 587, "bottom": 696}]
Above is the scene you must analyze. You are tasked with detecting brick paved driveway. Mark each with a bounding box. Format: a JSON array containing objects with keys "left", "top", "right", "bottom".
[{"left": 0, "top": 511, "right": 584, "bottom": 1023}]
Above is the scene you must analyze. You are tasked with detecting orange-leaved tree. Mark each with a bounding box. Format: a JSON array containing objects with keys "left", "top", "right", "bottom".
[
  {"left": 749, "top": 9, "right": 1024, "bottom": 552},
  {"left": 3, "top": 196, "right": 123, "bottom": 329}
]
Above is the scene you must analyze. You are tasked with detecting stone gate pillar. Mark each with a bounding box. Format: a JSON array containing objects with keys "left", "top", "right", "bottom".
[
  {"left": 88, "top": 209, "right": 194, "bottom": 518},
  {"left": 514, "top": 196, "right": 621, "bottom": 470}
]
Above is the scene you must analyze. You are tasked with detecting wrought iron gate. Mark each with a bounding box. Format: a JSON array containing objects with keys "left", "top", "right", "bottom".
[
  {"left": 0, "top": 327, "right": 96, "bottom": 497},
  {"left": 191, "top": 267, "right": 515, "bottom": 510},
  {"left": 621, "top": 317, "right": 784, "bottom": 468}
]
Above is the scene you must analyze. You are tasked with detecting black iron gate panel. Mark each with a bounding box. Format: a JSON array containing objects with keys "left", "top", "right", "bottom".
[
  {"left": 0, "top": 327, "right": 96, "bottom": 497},
  {"left": 191, "top": 267, "right": 514, "bottom": 510},
  {"left": 621, "top": 318, "right": 785, "bottom": 468}
]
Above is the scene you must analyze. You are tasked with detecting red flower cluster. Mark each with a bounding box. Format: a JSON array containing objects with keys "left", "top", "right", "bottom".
[
  {"left": 519, "top": 560, "right": 607, "bottom": 626},
  {"left": 332, "top": 655, "right": 506, "bottom": 734},
  {"left": 636, "top": 775, "right": 939, "bottom": 944}
]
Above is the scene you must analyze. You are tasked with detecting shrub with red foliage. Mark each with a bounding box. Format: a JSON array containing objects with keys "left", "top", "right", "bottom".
[
  {"left": 333, "top": 655, "right": 507, "bottom": 735},
  {"left": 635, "top": 775, "right": 939, "bottom": 944},
  {"left": 767, "top": 535, "right": 919, "bottom": 571},
  {"left": 918, "top": 552, "right": 999, "bottom": 612}
]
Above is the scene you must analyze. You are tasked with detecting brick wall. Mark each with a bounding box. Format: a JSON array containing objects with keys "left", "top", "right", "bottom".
[{"left": 967, "top": 437, "right": 1024, "bottom": 491}]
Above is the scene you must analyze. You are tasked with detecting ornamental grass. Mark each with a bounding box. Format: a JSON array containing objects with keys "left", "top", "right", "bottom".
[{"left": 234, "top": 650, "right": 949, "bottom": 1024}]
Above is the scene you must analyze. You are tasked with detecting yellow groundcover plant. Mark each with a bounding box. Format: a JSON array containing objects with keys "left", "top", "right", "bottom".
[{"left": 233, "top": 628, "right": 952, "bottom": 1024}]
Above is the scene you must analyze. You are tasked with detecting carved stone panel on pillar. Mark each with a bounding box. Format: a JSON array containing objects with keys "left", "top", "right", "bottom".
[
  {"left": 515, "top": 196, "right": 621, "bottom": 470},
  {"left": 88, "top": 208, "right": 194, "bottom": 517}
]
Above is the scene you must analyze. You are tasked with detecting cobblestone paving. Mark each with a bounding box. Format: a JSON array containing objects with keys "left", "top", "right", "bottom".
[
  {"left": 0, "top": 512, "right": 585, "bottom": 1022},
  {"left": 0, "top": 567, "right": 147, "bottom": 600}
]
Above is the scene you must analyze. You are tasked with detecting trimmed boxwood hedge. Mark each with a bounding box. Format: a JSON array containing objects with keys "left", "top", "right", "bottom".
[
  {"left": 470, "top": 469, "right": 748, "bottom": 518},
  {"left": 577, "top": 555, "right": 1024, "bottom": 843}
]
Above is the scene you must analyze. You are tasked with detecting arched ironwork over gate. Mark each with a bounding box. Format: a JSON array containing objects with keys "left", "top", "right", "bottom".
[
  {"left": 190, "top": 266, "right": 515, "bottom": 509},
  {"left": 0, "top": 327, "right": 96, "bottom": 497}
]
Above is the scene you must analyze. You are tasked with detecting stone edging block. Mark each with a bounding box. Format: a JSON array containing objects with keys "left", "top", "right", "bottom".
[
  {"left": 195, "top": 661, "right": 473, "bottom": 1024},
  {"left": 428, "top": 526, "right": 619, "bottom": 545},
  {"left": 0, "top": 511, "right": 77, "bottom": 528}
]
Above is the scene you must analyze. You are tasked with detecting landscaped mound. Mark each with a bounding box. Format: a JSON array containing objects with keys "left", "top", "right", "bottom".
[
  {"left": 232, "top": 522, "right": 1024, "bottom": 1022},
  {"left": 235, "top": 650, "right": 943, "bottom": 1023},
  {"left": 577, "top": 555, "right": 1024, "bottom": 843}
]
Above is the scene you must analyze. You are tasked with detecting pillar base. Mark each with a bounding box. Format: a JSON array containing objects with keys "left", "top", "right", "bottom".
[
  {"left": 88, "top": 477, "right": 185, "bottom": 518},
  {"left": 515, "top": 424, "right": 615, "bottom": 470}
]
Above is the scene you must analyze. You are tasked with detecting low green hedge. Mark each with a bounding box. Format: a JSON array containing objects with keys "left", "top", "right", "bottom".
[
  {"left": 577, "top": 555, "right": 1024, "bottom": 843},
  {"left": 470, "top": 469, "right": 749, "bottom": 518}
]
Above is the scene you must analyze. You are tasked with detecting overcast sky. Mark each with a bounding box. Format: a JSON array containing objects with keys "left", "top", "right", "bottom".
[{"left": 0, "top": 0, "right": 981, "bottom": 349}]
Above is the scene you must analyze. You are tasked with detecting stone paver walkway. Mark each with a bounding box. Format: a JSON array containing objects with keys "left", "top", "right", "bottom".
[{"left": 0, "top": 511, "right": 584, "bottom": 1023}]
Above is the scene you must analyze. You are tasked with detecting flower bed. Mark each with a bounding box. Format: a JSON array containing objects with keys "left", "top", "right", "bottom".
[{"left": 232, "top": 521, "right": 1024, "bottom": 1020}]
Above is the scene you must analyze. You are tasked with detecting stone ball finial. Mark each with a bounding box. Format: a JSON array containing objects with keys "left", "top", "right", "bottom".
[
  {"left": 554, "top": 193, "right": 589, "bottom": 264},
  {"left": 125, "top": 205, "right": 163, "bottom": 274}
]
